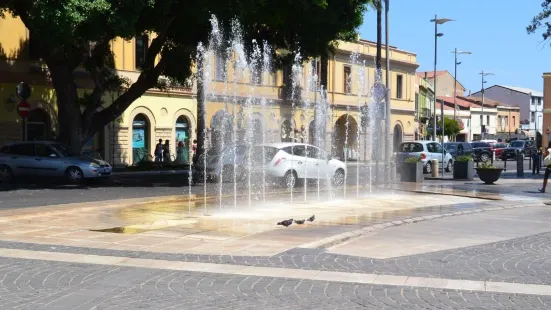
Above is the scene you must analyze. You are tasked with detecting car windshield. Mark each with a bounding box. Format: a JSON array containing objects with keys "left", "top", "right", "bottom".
[
  {"left": 50, "top": 144, "right": 71, "bottom": 156},
  {"left": 444, "top": 144, "right": 457, "bottom": 150},
  {"left": 510, "top": 141, "right": 524, "bottom": 147},
  {"left": 399, "top": 143, "right": 423, "bottom": 153},
  {"left": 251, "top": 146, "right": 279, "bottom": 164}
]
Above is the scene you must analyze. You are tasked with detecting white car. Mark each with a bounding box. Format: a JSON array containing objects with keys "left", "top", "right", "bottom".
[
  {"left": 396, "top": 141, "right": 454, "bottom": 174},
  {"left": 249, "top": 143, "right": 347, "bottom": 188}
]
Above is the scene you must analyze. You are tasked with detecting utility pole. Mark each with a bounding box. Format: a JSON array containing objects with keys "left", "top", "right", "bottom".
[
  {"left": 385, "top": 0, "right": 391, "bottom": 182},
  {"left": 479, "top": 71, "right": 494, "bottom": 140},
  {"left": 451, "top": 49, "right": 471, "bottom": 120},
  {"left": 430, "top": 15, "right": 453, "bottom": 141}
]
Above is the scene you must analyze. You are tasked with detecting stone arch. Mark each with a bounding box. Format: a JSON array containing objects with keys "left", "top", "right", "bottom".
[
  {"left": 248, "top": 112, "right": 265, "bottom": 144},
  {"left": 334, "top": 114, "right": 359, "bottom": 160},
  {"left": 173, "top": 109, "right": 195, "bottom": 163},
  {"left": 29, "top": 100, "right": 58, "bottom": 136},
  {"left": 393, "top": 121, "right": 404, "bottom": 152},
  {"left": 26, "top": 108, "right": 51, "bottom": 141},
  {"left": 128, "top": 106, "right": 157, "bottom": 164},
  {"left": 210, "top": 109, "right": 233, "bottom": 148}
]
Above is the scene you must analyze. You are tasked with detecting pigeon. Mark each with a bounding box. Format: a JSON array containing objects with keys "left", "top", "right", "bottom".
[
  {"left": 307, "top": 215, "right": 315, "bottom": 222},
  {"left": 294, "top": 219, "right": 305, "bottom": 225},
  {"left": 277, "top": 219, "right": 293, "bottom": 227}
]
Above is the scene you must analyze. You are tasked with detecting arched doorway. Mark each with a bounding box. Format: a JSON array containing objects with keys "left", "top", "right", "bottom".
[
  {"left": 132, "top": 114, "right": 150, "bottom": 163},
  {"left": 175, "top": 115, "right": 191, "bottom": 163},
  {"left": 250, "top": 118, "right": 264, "bottom": 144},
  {"left": 393, "top": 123, "right": 403, "bottom": 152},
  {"left": 309, "top": 121, "right": 316, "bottom": 145},
  {"left": 210, "top": 110, "right": 233, "bottom": 149},
  {"left": 280, "top": 119, "right": 294, "bottom": 142},
  {"left": 26, "top": 108, "right": 51, "bottom": 141},
  {"left": 334, "top": 114, "right": 358, "bottom": 160}
]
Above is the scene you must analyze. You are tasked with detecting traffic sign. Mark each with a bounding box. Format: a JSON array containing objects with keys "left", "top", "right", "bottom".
[
  {"left": 17, "top": 100, "right": 30, "bottom": 118},
  {"left": 16, "top": 82, "right": 31, "bottom": 100},
  {"left": 546, "top": 127, "right": 550, "bottom": 135}
]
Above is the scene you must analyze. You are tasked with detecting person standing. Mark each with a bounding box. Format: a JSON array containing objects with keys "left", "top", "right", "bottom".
[
  {"left": 175, "top": 141, "right": 185, "bottom": 164},
  {"left": 155, "top": 139, "right": 163, "bottom": 163},
  {"left": 533, "top": 148, "right": 541, "bottom": 175},
  {"left": 163, "top": 140, "right": 171, "bottom": 163},
  {"left": 539, "top": 141, "right": 551, "bottom": 193}
]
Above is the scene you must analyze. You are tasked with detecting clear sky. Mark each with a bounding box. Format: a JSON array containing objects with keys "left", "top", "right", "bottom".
[{"left": 358, "top": 0, "right": 551, "bottom": 94}]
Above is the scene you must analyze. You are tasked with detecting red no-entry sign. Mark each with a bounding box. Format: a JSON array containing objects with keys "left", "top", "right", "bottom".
[{"left": 17, "top": 100, "right": 30, "bottom": 118}]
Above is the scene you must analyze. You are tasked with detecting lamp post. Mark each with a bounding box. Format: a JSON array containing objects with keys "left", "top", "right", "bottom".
[
  {"left": 452, "top": 49, "right": 471, "bottom": 120},
  {"left": 479, "top": 71, "right": 494, "bottom": 140},
  {"left": 385, "top": 0, "right": 391, "bottom": 183},
  {"left": 430, "top": 15, "right": 453, "bottom": 142}
]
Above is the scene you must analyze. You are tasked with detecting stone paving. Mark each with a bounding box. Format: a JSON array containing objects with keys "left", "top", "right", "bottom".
[
  {"left": 0, "top": 179, "right": 549, "bottom": 309},
  {"left": 0, "top": 256, "right": 549, "bottom": 310}
]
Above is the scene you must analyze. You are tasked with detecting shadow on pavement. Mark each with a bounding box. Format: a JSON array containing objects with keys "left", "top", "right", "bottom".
[{"left": 0, "top": 174, "right": 195, "bottom": 192}]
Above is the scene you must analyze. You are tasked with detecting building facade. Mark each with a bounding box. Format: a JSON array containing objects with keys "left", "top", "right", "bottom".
[
  {"left": 417, "top": 70, "right": 466, "bottom": 98},
  {"left": 414, "top": 76, "right": 434, "bottom": 140},
  {"left": 0, "top": 16, "right": 418, "bottom": 165},
  {"left": 471, "top": 85, "right": 543, "bottom": 137}
]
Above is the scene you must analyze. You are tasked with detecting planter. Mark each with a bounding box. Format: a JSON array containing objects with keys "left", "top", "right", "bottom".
[
  {"left": 453, "top": 161, "right": 474, "bottom": 180},
  {"left": 400, "top": 162, "right": 423, "bottom": 182},
  {"left": 475, "top": 168, "right": 503, "bottom": 184}
]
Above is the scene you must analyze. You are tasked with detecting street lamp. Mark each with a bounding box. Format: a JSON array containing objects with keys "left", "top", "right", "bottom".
[
  {"left": 452, "top": 49, "right": 471, "bottom": 120},
  {"left": 431, "top": 15, "right": 453, "bottom": 178},
  {"left": 430, "top": 15, "right": 454, "bottom": 142},
  {"left": 479, "top": 71, "right": 494, "bottom": 140}
]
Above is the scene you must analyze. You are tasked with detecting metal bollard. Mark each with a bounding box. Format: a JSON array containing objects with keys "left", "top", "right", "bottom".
[
  {"left": 516, "top": 150, "right": 524, "bottom": 178},
  {"left": 490, "top": 150, "right": 494, "bottom": 165},
  {"left": 504, "top": 156, "right": 507, "bottom": 170},
  {"left": 529, "top": 154, "right": 532, "bottom": 170},
  {"left": 431, "top": 159, "right": 439, "bottom": 177}
]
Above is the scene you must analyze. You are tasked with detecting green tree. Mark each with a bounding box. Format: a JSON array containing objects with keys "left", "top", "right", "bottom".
[
  {"left": 0, "top": 0, "right": 370, "bottom": 154},
  {"left": 443, "top": 117, "right": 461, "bottom": 139},
  {"left": 527, "top": 1, "right": 551, "bottom": 41}
]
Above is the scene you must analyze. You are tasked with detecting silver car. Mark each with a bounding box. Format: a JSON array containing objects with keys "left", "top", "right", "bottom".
[{"left": 0, "top": 141, "right": 112, "bottom": 184}]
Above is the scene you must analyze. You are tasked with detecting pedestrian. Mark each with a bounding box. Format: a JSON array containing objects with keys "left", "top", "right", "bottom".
[
  {"left": 154, "top": 139, "right": 163, "bottom": 163},
  {"left": 533, "top": 148, "right": 541, "bottom": 175},
  {"left": 175, "top": 141, "right": 185, "bottom": 164},
  {"left": 538, "top": 141, "right": 551, "bottom": 193},
  {"left": 163, "top": 139, "right": 171, "bottom": 163}
]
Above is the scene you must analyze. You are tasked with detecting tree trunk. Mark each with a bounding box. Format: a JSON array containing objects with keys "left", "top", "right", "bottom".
[
  {"left": 376, "top": 1, "right": 382, "bottom": 72},
  {"left": 314, "top": 51, "right": 329, "bottom": 149},
  {"left": 48, "top": 64, "right": 85, "bottom": 155},
  {"left": 194, "top": 56, "right": 206, "bottom": 165}
]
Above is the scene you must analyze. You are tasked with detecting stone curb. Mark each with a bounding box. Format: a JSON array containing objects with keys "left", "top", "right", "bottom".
[
  {"left": 300, "top": 202, "right": 543, "bottom": 250},
  {"left": 113, "top": 170, "right": 190, "bottom": 176}
]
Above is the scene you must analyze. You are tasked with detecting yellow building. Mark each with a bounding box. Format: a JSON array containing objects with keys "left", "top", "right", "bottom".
[
  {"left": 203, "top": 39, "right": 418, "bottom": 161},
  {"left": 0, "top": 15, "right": 418, "bottom": 164},
  {"left": 0, "top": 17, "right": 197, "bottom": 166}
]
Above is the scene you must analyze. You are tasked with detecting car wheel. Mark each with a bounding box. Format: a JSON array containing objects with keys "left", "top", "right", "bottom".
[
  {"left": 424, "top": 162, "right": 432, "bottom": 174},
  {"left": 65, "top": 166, "right": 84, "bottom": 184},
  {"left": 332, "top": 169, "right": 346, "bottom": 187},
  {"left": 283, "top": 170, "right": 297, "bottom": 189},
  {"left": 480, "top": 153, "right": 490, "bottom": 162},
  {"left": 445, "top": 160, "right": 453, "bottom": 173},
  {"left": 0, "top": 165, "right": 14, "bottom": 184}
]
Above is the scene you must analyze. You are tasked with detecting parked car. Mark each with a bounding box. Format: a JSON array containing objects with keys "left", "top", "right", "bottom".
[
  {"left": 0, "top": 141, "right": 112, "bottom": 184},
  {"left": 249, "top": 143, "right": 347, "bottom": 188},
  {"left": 195, "top": 144, "right": 249, "bottom": 182},
  {"left": 470, "top": 142, "right": 493, "bottom": 162},
  {"left": 444, "top": 142, "right": 474, "bottom": 159},
  {"left": 492, "top": 142, "right": 508, "bottom": 159},
  {"left": 396, "top": 141, "right": 454, "bottom": 174},
  {"left": 500, "top": 139, "right": 537, "bottom": 160}
]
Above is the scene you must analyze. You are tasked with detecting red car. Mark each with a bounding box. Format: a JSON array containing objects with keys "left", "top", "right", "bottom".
[{"left": 492, "top": 143, "right": 508, "bottom": 159}]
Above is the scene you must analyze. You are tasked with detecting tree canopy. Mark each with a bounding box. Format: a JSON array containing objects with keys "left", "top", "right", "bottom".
[
  {"left": 0, "top": 0, "right": 371, "bottom": 153},
  {"left": 527, "top": 1, "right": 551, "bottom": 42}
]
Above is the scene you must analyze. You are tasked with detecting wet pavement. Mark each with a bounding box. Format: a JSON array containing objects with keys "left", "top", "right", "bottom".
[{"left": 0, "top": 172, "right": 550, "bottom": 308}]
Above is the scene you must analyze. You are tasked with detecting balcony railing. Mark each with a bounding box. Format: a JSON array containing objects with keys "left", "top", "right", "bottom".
[{"left": 278, "top": 84, "right": 302, "bottom": 102}]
